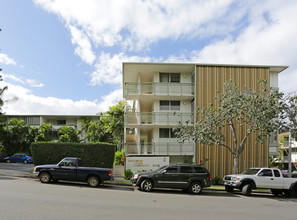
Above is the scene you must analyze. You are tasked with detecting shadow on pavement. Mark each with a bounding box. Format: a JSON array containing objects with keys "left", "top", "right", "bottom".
[
  {"left": 32, "top": 179, "right": 135, "bottom": 191},
  {"left": 0, "top": 176, "right": 16, "bottom": 180}
]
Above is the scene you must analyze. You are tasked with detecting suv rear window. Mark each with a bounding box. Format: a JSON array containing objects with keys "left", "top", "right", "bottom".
[
  {"left": 194, "top": 166, "right": 206, "bottom": 173},
  {"left": 180, "top": 166, "right": 194, "bottom": 173}
]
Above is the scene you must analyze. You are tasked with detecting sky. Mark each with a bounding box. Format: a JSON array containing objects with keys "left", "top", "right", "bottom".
[{"left": 1, "top": 0, "right": 297, "bottom": 115}]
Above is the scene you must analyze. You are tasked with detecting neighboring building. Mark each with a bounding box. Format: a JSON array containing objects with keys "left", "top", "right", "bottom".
[
  {"left": 123, "top": 62, "right": 287, "bottom": 177},
  {"left": 278, "top": 132, "right": 297, "bottom": 170},
  {"left": 6, "top": 115, "right": 100, "bottom": 141}
]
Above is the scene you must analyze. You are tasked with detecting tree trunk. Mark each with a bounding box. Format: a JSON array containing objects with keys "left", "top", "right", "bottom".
[{"left": 232, "top": 156, "right": 239, "bottom": 174}]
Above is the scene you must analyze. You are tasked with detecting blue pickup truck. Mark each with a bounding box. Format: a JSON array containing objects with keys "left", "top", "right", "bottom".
[{"left": 33, "top": 157, "right": 113, "bottom": 187}]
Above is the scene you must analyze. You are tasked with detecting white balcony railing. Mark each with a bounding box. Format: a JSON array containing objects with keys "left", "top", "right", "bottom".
[
  {"left": 282, "top": 156, "right": 297, "bottom": 163},
  {"left": 125, "top": 142, "right": 195, "bottom": 155},
  {"left": 125, "top": 82, "right": 194, "bottom": 97},
  {"left": 125, "top": 112, "right": 194, "bottom": 125}
]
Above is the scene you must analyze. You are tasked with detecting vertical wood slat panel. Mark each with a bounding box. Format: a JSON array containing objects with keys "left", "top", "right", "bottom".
[{"left": 196, "top": 65, "right": 270, "bottom": 178}]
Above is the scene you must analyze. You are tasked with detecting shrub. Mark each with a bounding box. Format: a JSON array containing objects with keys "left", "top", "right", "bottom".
[
  {"left": 212, "top": 176, "right": 223, "bottom": 185},
  {"left": 124, "top": 169, "right": 133, "bottom": 180},
  {"left": 181, "top": 155, "right": 194, "bottom": 164},
  {"left": 30, "top": 142, "right": 116, "bottom": 168},
  {"left": 114, "top": 150, "right": 125, "bottom": 165}
]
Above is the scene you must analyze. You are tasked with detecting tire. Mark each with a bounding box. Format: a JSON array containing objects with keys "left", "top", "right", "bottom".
[
  {"left": 189, "top": 182, "right": 203, "bottom": 195},
  {"left": 242, "top": 184, "right": 252, "bottom": 196},
  {"left": 289, "top": 185, "right": 297, "bottom": 197},
  {"left": 39, "top": 172, "right": 51, "bottom": 183},
  {"left": 225, "top": 185, "right": 234, "bottom": 193},
  {"left": 5, "top": 159, "right": 10, "bottom": 163},
  {"left": 141, "top": 179, "right": 153, "bottom": 192},
  {"left": 23, "top": 160, "right": 28, "bottom": 164},
  {"left": 271, "top": 189, "right": 282, "bottom": 196},
  {"left": 87, "top": 176, "right": 100, "bottom": 187}
]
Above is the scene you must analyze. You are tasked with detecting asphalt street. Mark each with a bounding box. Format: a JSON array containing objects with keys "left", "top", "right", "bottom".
[
  {"left": 1, "top": 163, "right": 297, "bottom": 220},
  {"left": 1, "top": 176, "right": 297, "bottom": 220}
]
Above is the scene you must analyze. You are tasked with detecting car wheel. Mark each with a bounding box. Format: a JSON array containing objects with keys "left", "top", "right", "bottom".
[
  {"left": 39, "top": 172, "right": 51, "bottom": 183},
  {"left": 225, "top": 185, "right": 234, "bottom": 193},
  {"left": 5, "top": 159, "right": 11, "bottom": 163},
  {"left": 141, "top": 179, "right": 153, "bottom": 192},
  {"left": 87, "top": 176, "right": 100, "bottom": 187},
  {"left": 23, "top": 160, "right": 28, "bottom": 164},
  {"left": 242, "top": 184, "right": 252, "bottom": 196},
  {"left": 271, "top": 189, "right": 282, "bottom": 196},
  {"left": 289, "top": 185, "right": 297, "bottom": 197},
  {"left": 189, "top": 182, "right": 203, "bottom": 194}
]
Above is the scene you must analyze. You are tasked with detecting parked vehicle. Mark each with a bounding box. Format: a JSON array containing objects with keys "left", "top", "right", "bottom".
[
  {"left": 33, "top": 157, "right": 113, "bottom": 187},
  {"left": 282, "top": 170, "right": 297, "bottom": 178},
  {"left": 130, "top": 164, "right": 212, "bottom": 194},
  {"left": 223, "top": 168, "right": 297, "bottom": 196},
  {"left": 5, "top": 153, "right": 32, "bottom": 164}
]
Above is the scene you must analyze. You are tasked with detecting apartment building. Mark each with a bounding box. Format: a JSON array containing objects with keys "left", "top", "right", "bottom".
[
  {"left": 278, "top": 132, "right": 297, "bottom": 170},
  {"left": 6, "top": 115, "right": 99, "bottom": 141},
  {"left": 123, "top": 62, "right": 287, "bottom": 177}
]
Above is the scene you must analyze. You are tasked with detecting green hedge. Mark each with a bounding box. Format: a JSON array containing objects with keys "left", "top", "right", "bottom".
[{"left": 31, "top": 142, "right": 116, "bottom": 168}]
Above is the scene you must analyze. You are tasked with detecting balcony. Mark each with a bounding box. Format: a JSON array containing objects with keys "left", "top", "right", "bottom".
[
  {"left": 282, "top": 156, "right": 297, "bottom": 163},
  {"left": 125, "top": 142, "right": 195, "bottom": 155},
  {"left": 125, "top": 112, "right": 193, "bottom": 126},
  {"left": 124, "top": 82, "right": 194, "bottom": 98}
]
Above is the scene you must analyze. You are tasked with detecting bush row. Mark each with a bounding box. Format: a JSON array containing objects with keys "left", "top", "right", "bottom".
[{"left": 31, "top": 142, "right": 116, "bottom": 168}]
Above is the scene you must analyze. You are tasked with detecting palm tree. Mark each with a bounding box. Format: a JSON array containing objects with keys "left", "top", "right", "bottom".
[{"left": 0, "top": 86, "right": 8, "bottom": 116}]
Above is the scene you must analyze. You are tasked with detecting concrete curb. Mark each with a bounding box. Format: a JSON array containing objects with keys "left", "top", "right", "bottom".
[{"left": 0, "top": 172, "right": 270, "bottom": 194}]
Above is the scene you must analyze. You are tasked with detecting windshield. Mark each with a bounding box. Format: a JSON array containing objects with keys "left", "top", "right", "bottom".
[{"left": 241, "top": 169, "right": 260, "bottom": 175}]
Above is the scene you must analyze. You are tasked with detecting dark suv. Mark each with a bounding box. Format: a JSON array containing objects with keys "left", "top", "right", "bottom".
[{"left": 130, "top": 164, "right": 212, "bottom": 194}]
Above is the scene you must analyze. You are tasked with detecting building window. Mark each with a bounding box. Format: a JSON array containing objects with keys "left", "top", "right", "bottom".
[
  {"left": 160, "top": 100, "right": 180, "bottom": 111},
  {"left": 159, "top": 128, "right": 177, "bottom": 138},
  {"left": 160, "top": 73, "right": 180, "bottom": 83},
  {"left": 57, "top": 120, "right": 66, "bottom": 125}
]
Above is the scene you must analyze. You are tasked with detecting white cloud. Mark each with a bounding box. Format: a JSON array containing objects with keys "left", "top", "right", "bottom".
[
  {"left": 91, "top": 52, "right": 156, "bottom": 85},
  {"left": 0, "top": 81, "right": 122, "bottom": 115},
  {"left": 34, "top": 0, "right": 238, "bottom": 51},
  {"left": 2, "top": 74, "right": 45, "bottom": 88},
  {"left": 69, "top": 25, "right": 96, "bottom": 65},
  {"left": 0, "top": 53, "right": 16, "bottom": 65},
  {"left": 32, "top": 0, "right": 297, "bottom": 95},
  {"left": 26, "top": 79, "right": 44, "bottom": 88},
  {"left": 99, "top": 89, "right": 124, "bottom": 112},
  {"left": 2, "top": 74, "right": 25, "bottom": 84},
  {"left": 164, "top": 1, "right": 297, "bottom": 94}
]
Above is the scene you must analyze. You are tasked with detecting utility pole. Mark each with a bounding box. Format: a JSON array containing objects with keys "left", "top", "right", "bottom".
[{"left": 288, "top": 129, "right": 292, "bottom": 178}]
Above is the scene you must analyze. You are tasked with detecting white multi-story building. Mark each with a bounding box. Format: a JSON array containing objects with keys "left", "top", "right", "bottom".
[
  {"left": 123, "top": 62, "right": 287, "bottom": 176},
  {"left": 123, "top": 63, "right": 196, "bottom": 172}
]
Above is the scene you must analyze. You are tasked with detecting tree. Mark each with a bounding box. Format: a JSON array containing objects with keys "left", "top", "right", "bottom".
[
  {"left": 0, "top": 118, "right": 37, "bottom": 155},
  {"left": 175, "top": 81, "right": 283, "bottom": 174},
  {"left": 58, "top": 125, "right": 81, "bottom": 143},
  {"left": 105, "top": 101, "right": 128, "bottom": 150},
  {"left": 83, "top": 116, "right": 112, "bottom": 143},
  {"left": 79, "top": 101, "right": 128, "bottom": 148},
  {"left": 35, "top": 123, "right": 54, "bottom": 142}
]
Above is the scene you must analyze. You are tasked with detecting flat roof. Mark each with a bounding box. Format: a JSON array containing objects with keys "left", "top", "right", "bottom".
[{"left": 123, "top": 62, "right": 288, "bottom": 73}]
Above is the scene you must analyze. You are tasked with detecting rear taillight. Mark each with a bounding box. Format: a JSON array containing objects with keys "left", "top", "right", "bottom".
[
  {"left": 208, "top": 174, "right": 212, "bottom": 180},
  {"left": 109, "top": 171, "right": 112, "bottom": 176}
]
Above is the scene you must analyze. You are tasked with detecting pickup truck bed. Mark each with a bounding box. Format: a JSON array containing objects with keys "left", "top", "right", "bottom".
[{"left": 33, "top": 157, "right": 113, "bottom": 187}]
